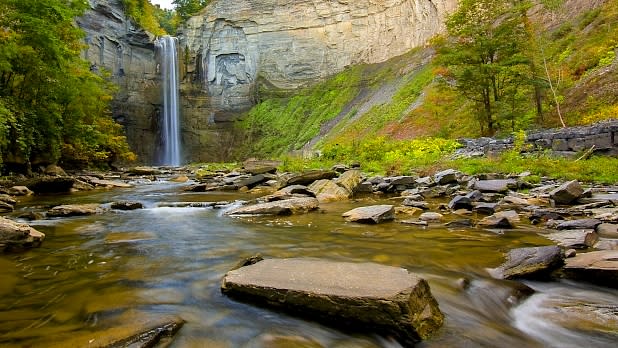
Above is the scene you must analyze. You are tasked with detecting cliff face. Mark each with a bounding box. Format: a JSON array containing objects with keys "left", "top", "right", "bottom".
[{"left": 180, "top": 0, "right": 457, "bottom": 121}]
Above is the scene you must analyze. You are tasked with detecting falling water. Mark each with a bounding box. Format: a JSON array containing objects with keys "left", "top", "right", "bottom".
[{"left": 156, "top": 36, "right": 181, "bottom": 166}]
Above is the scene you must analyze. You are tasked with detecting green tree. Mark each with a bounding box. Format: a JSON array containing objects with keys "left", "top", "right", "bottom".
[
  {"left": 173, "top": 0, "right": 209, "bottom": 21},
  {"left": 437, "top": 0, "right": 531, "bottom": 135},
  {"left": 0, "top": 0, "right": 135, "bottom": 171}
]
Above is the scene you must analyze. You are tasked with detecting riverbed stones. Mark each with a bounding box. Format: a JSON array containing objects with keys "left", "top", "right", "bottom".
[
  {"left": 549, "top": 180, "right": 584, "bottom": 204},
  {"left": 308, "top": 180, "right": 350, "bottom": 202},
  {"left": 434, "top": 169, "right": 459, "bottom": 185},
  {"left": 285, "top": 170, "right": 337, "bottom": 186},
  {"left": 221, "top": 258, "right": 444, "bottom": 344},
  {"left": 225, "top": 197, "right": 319, "bottom": 216},
  {"left": 555, "top": 218, "right": 602, "bottom": 230},
  {"left": 7, "top": 186, "right": 33, "bottom": 196},
  {"left": 488, "top": 245, "right": 564, "bottom": 280},
  {"left": 242, "top": 159, "right": 280, "bottom": 175},
  {"left": 478, "top": 210, "right": 520, "bottom": 228},
  {"left": 111, "top": 201, "right": 144, "bottom": 210},
  {"left": 597, "top": 223, "right": 618, "bottom": 238},
  {"left": 447, "top": 195, "right": 473, "bottom": 210},
  {"left": 471, "top": 179, "right": 517, "bottom": 193},
  {"left": 563, "top": 250, "right": 618, "bottom": 287},
  {"left": 47, "top": 203, "right": 104, "bottom": 217},
  {"left": 334, "top": 170, "right": 363, "bottom": 194},
  {"left": 545, "top": 229, "right": 599, "bottom": 249},
  {"left": 342, "top": 205, "right": 394, "bottom": 224},
  {"left": 0, "top": 217, "right": 45, "bottom": 251},
  {"left": 419, "top": 212, "right": 443, "bottom": 222}
]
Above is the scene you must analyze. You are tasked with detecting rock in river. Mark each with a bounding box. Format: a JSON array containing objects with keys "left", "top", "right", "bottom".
[
  {"left": 563, "top": 250, "right": 618, "bottom": 288},
  {"left": 342, "top": 205, "right": 394, "bottom": 224},
  {"left": 488, "top": 245, "right": 564, "bottom": 280},
  {"left": 225, "top": 197, "right": 319, "bottom": 216},
  {"left": 47, "top": 203, "right": 105, "bottom": 217},
  {"left": 221, "top": 258, "right": 444, "bottom": 345},
  {"left": 0, "top": 217, "right": 45, "bottom": 251}
]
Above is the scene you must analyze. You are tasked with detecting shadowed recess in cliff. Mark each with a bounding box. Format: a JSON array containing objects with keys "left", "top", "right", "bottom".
[{"left": 156, "top": 36, "right": 182, "bottom": 166}]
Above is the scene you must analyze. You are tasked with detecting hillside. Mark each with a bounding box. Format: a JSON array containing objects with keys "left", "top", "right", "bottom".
[{"left": 233, "top": 0, "right": 618, "bottom": 160}]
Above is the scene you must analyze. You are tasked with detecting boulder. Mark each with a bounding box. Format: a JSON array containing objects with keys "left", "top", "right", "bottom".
[
  {"left": 0, "top": 217, "right": 45, "bottom": 251},
  {"left": 111, "top": 201, "right": 144, "bottom": 210},
  {"left": 555, "top": 219, "right": 602, "bottom": 230},
  {"left": 334, "top": 170, "right": 363, "bottom": 194},
  {"left": 88, "top": 178, "right": 133, "bottom": 188},
  {"left": 597, "top": 223, "right": 618, "bottom": 238},
  {"left": 488, "top": 245, "right": 563, "bottom": 280},
  {"left": 7, "top": 186, "right": 33, "bottom": 196},
  {"left": 127, "top": 166, "right": 163, "bottom": 175},
  {"left": 342, "top": 205, "right": 394, "bottom": 224},
  {"left": 471, "top": 179, "right": 517, "bottom": 193},
  {"left": 473, "top": 202, "right": 498, "bottom": 215},
  {"left": 545, "top": 229, "right": 599, "bottom": 249},
  {"left": 447, "top": 195, "right": 473, "bottom": 210},
  {"left": 434, "top": 169, "right": 459, "bottom": 185},
  {"left": 23, "top": 176, "right": 76, "bottom": 193},
  {"left": 419, "top": 212, "right": 443, "bottom": 222},
  {"left": 242, "top": 159, "right": 280, "bottom": 175},
  {"left": 221, "top": 258, "right": 444, "bottom": 344},
  {"left": 549, "top": 180, "right": 584, "bottom": 204},
  {"left": 72, "top": 179, "right": 95, "bottom": 191},
  {"left": 169, "top": 175, "right": 189, "bottom": 183},
  {"left": 44, "top": 164, "right": 67, "bottom": 176},
  {"left": 0, "top": 201, "right": 14, "bottom": 213},
  {"left": 225, "top": 197, "right": 319, "bottom": 216},
  {"left": 402, "top": 199, "right": 429, "bottom": 210},
  {"left": 308, "top": 179, "right": 350, "bottom": 202},
  {"left": 47, "top": 204, "right": 104, "bottom": 217},
  {"left": 563, "top": 250, "right": 618, "bottom": 288},
  {"left": 477, "top": 210, "right": 520, "bottom": 228},
  {"left": 285, "top": 170, "right": 337, "bottom": 186},
  {"left": 232, "top": 174, "right": 267, "bottom": 189}
]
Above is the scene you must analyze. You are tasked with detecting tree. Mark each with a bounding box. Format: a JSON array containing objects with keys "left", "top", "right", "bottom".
[
  {"left": 173, "top": 0, "right": 209, "bottom": 21},
  {"left": 0, "top": 0, "right": 135, "bottom": 171},
  {"left": 437, "top": 0, "right": 531, "bottom": 135}
]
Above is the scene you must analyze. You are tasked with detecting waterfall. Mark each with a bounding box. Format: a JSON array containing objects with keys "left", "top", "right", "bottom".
[{"left": 155, "top": 36, "right": 181, "bottom": 166}]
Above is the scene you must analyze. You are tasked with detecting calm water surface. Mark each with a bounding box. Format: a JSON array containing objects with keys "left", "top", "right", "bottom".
[{"left": 1, "top": 180, "right": 617, "bottom": 347}]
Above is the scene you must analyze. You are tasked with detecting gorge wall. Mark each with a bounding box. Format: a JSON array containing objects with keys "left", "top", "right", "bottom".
[
  {"left": 80, "top": 0, "right": 457, "bottom": 164},
  {"left": 181, "top": 0, "right": 458, "bottom": 123}
]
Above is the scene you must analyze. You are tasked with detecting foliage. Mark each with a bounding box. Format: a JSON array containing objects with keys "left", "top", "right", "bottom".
[
  {"left": 122, "top": 0, "right": 174, "bottom": 35},
  {"left": 173, "top": 0, "right": 209, "bottom": 21},
  {"left": 436, "top": 0, "right": 533, "bottom": 135},
  {"left": 0, "top": 0, "right": 135, "bottom": 171}
]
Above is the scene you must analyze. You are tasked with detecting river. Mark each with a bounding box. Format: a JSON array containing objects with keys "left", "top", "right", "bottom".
[{"left": 1, "top": 179, "right": 616, "bottom": 347}]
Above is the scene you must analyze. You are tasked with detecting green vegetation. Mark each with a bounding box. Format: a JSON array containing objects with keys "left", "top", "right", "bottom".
[
  {"left": 122, "top": 0, "right": 179, "bottom": 35},
  {"left": 173, "top": 0, "right": 210, "bottom": 21},
  {"left": 0, "top": 0, "right": 135, "bottom": 172}
]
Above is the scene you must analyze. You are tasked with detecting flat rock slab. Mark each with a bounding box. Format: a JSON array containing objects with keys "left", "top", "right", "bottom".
[
  {"left": 472, "top": 179, "right": 517, "bottom": 193},
  {"left": 342, "top": 205, "right": 394, "bottom": 224},
  {"left": 488, "top": 246, "right": 563, "bottom": 280},
  {"left": 0, "top": 217, "right": 45, "bottom": 251},
  {"left": 556, "top": 219, "right": 602, "bottom": 230},
  {"left": 221, "top": 258, "right": 444, "bottom": 344},
  {"left": 225, "top": 197, "right": 319, "bottom": 216},
  {"left": 564, "top": 250, "right": 618, "bottom": 288},
  {"left": 545, "top": 229, "right": 599, "bottom": 249},
  {"left": 47, "top": 203, "right": 104, "bottom": 217}
]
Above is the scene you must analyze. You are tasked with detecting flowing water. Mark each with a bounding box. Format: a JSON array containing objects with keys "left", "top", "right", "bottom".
[
  {"left": 155, "top": 36, "right": 181, "bottom": 166},
  {"left": 0, "top": 180, "right": 617, "bottom": 347}
]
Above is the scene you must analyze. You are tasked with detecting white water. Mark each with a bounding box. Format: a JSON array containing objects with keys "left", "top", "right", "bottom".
[{"left": 156, "top": 36, "right": 181, "bottom": 166}]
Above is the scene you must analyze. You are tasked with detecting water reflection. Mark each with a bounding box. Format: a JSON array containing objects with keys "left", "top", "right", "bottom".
[{"left": 0, "top": 181, "right": 616, "bottom": 347}]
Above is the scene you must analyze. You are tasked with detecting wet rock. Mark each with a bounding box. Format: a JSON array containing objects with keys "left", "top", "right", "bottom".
[
  {"left": 354, "top": 181, "right": 374, "bottom": 193},
  {"left": 242, "top": 159, "right": 280, "bottom": 175},
  {"left": 8, "top": 186, "right": 33, "bottom": 196},
  {"left": 23, "top": 176, "right": 76, "bottom": 193},
  {"left": 415, "top": 176, "right": 434, "bottom": 186},
  {"left": 465, "top": 190, "right": 484, "bottom": 201},
  {"left": 545, "top": 230, "right": 599, "bottom": 249},
  {"left": 169, "top": 175, "right": 189, "bottom": 183},
  {"left": 233, "top": 174, "right": 267, "bottom": 189},
  {"left": 529, "top": 209, "right": 565, "bottom": 224},
  {"left": 308, "top": 179, "right": 350, "bottom": 202},
  {"left": 225, "top": 198, "right": 319, "bottom": 216},
  {"left": 434, "top": 169, "right": 459, "bottom": 185},
  {"left": 594, "top": 239, "right": 618, "bottom": 250},
  {"left": 272, "top": 185, "right": 315, "bottom": 198},
  {"left": 87, "top": 178, "right": 133, "bottom": 188},
  {"left": 127, "top": 166, "right": 163, "bottom": 175},
  {"left": 72, "top": 179, "right": 95, "bottom": 191},
  {"left": 563, "top": 250, "right": 618, "bottom": 288},
  {"left": 478, "top": 210, "right": 520, "bottom": 228},
  {"left": 488, "top": 245, "right": 563, "bottom": 280},
  {"left": 447, "top": 196, "right": 473, "bottom": 210},
  {"left": 47, "top": 203, "right": 104, "bottom": 217},
  {"left": 471, "top": 179, "right": 517, "bottom": 193},
  {"left": 400, "top": 219, "right": 429, "bottom": 227},
  {"left": 111, "top": 201, "right": 144, "bottom": 210},
  {"left": 597, "top": 223, "right": 618, "bottom": 238},
  {"left": 334, "top": 170, "right": 363, "bottom": 194},
  {"left": 465, "top": 279, "right": 535, "bottom": 308},
  {"left": 395, "top": 206, "right": 422, "bottom": 216},
  {"left": 419, "top": 212, "right": 443, "bottom": 222},
  {"left": 473, "top": 202, "right": 498, "bottom": 215},
  {"left": 555, "top": 219, "right": 602, "bottom": 230},
  {"left": 0, "top": 217, "right": 45, "bottom": 251},
  {"left": 342, "top": 205, "right": 394, "bottom": 224},
  {"left": 44, "top": 164, "right": 67, "bottom": 176},
  {"left": 285, "top": 170, "right": 337, "bottom": 186},
  {"left": 549, "top": 180, "right": 584, "bottom": 204},
  {"left": 445, "top": 219, "right": 474, "bottom": 228},
  {"left": 17, "top": 211, "right": 45, "bottom": 221},
  {"left": 221, "top": 258, "right": 444, "bottom": 344},
  {"left": 256, "top": 334, "right": 324, "bottom": 348}
]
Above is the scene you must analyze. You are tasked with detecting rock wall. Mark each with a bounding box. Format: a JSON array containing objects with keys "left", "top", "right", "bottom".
[
  {"left": 455, "top": 120, "right": 618, "bottom": 158},
  {"left": 180, "top": 0, "right": 458, "bottom": 121}
]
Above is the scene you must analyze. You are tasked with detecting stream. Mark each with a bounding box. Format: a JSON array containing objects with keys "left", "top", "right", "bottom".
[{"left": 1, "top": 179, "right": 617, "bottom": 347}]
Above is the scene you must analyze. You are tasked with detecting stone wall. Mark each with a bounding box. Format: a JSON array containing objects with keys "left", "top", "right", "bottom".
[{"left": 455, "top": 120, "right": 618, "bottom": 158}]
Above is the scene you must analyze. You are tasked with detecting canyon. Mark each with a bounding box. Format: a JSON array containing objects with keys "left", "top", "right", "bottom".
[{"left": 78, "top": 0, "right": 457, "bottom": 163}]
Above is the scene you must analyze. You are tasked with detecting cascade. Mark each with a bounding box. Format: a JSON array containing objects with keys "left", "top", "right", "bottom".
[{"left": 155, "top": 36, "right": 181, "bottom": 166}]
